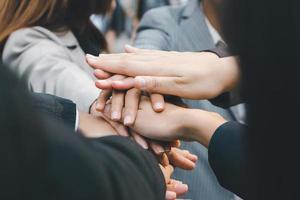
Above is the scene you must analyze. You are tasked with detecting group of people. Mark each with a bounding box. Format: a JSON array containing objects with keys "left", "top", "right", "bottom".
[{"left": 0, "top": 0, "right": 299, "bottom": 200}]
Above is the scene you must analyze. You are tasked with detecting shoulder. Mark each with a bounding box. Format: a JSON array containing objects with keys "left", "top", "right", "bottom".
[
  {"left": 2, "top": 26, "right": 69, "bottom": 64},
  {"left": 140, "top": 4, "right": 186, "bottom": 28},
  {"left": 4, "top": 26, "right": 64, "bottom": 50}
]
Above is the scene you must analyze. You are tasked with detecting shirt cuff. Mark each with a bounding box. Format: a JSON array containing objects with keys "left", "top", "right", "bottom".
[{"left": 75, "top": 108, "right": 79, "bottom": 131}]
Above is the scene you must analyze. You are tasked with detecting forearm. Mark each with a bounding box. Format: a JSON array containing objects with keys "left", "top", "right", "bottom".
[
  {"left": 180, "top": 108, "right": 227, "bottom": 147},
  {"left": 208, "top": 122, "right": 252, "bottom": 199},
  {"left": 31, "top": 93, "right": 77, "bottom": 129}
]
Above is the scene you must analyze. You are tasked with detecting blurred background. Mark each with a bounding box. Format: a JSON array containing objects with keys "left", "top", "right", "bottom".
[{"left": 91, "top": 0, "right": 188, "bottom": 53}]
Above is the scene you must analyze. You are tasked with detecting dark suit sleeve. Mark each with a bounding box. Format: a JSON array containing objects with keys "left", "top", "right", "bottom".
[
  {"left": 45, "top": 120, "right": 165, "bottom": 200},
  {"left": 210, "top": 91, "right": 243, "bottom": 108},
  {"left": 204, "top": 45, "right": 244, "bottom": 108},
  {"left": 208, "top": 122, "right": 253, "bottom": 199},
  {"left": 31, "top": 93, "right": 76, "bottom": 129}
]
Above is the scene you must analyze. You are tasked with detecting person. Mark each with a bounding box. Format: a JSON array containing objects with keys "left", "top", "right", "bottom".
[
  {"left": 135, "top": 0, "right": 244, "bottom": 199},
  {"left": 28, "top": 92, "right": 197, "bottom": 199},
  {"left": 0, "top": 0, "right": 113, "bottom": 112},
  {"left": 85, "top": 0, "right": 300, "bottom": 198},
  {"left": 0, "top": 63, "right": 169, "bottom": 200},
  {"left": 0, "top": 0, "right": 172, "bottom": 157}
]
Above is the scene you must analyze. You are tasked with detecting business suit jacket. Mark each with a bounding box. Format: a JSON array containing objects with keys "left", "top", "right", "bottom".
[
  {"left": 31, "top": 93, "right": 77, "bottom": 129},
  {"left": 0, "top": 64, "right": 165, "bottom": 200},
  {"left": 135, "top": 0, "right": 239, "bottom": 199},
  {"left": 2, "top": 26, "right": 99, "bottom": 112}
]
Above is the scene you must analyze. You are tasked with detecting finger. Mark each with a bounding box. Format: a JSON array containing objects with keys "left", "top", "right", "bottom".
[
  {"left": 134, "top": 76, "right": 184, "bottom": 97},
  {"left": 111, "top": 90, "right": 125, "bottom": 121},
  {"left": 167, "top": 181, "right": 188, "bottom": 197},
  {"left": 102, "top": 105, "right": 129, "bottom": 137},
  {"left": 165, "top": 191, "right": 177, "bottom": 200},
  {"left": 150, "top": 141, "right": 165, "bottom": 155},
  {"left": 159, "top": 164, "right": 174, "bottom": 184},
  {"left": 95, "top": 74, "right": 127, "bottom": 90},
  {"left": 96, "top": 90, "right": 112, "bottom": 111},
  {"left": 173, "top": 148, "right": 198, "bottom": 162},
  {"left": 94, "top": 69, "right": 112, "bottom": 79},
  {"left": 167, "top": 149, "right": 196, "bottom": 170},
  {"left": 171, "top": 140, "right": 181, "bottom": 148},
  {"left": 165, "top": 165, "right": 174, "bottom": 178},
  {"left": 123, "top": 88, "right": 141, "bottom": 126},
  {"left": 86, "top": 54, "right": 174, "bottom": 77},
  {"left": 161, "top": 153, "right": 170, "bottom": 167},
  {"left": 150, "top": 93, "right": 165, "bottom": 112},
  {"left": 107, "top": 119, "right": 130, "bottom": 137},
  {"left": 111, "top": 77, "right": 135, "bottom": 90},
  {"left": 103, "top": 103, "right": 112, "bottom": 118},
  {"left": 131, "top": 131, "right": 149, "bottom": 149}
]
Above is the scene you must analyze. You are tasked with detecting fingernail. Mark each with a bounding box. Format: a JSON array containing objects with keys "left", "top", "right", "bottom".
[
  {"left": 154, "top": 102, "right": 164, "bottom": 111},
  {"left": 135, "top": 77, "right": 146, "bottom": 90},
  {"left": 111, "top": 111, "right": 120, "bottom": 120},
  {"left": 182, "top": 184, "right": 189, "bottom": 190},
  {"left": 137, "top": 138, "right": 149, "bottom": 149},
  {"left": 165, "top": 191, "right": 177, "bottom": 200},
  {"left": 191, "top": 155, "right": 198, "bottom": 161},
  {"left": 124, "top": 115, "right": 133, "bottom": 126}
]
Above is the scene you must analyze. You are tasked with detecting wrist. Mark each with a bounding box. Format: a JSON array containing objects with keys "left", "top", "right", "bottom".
[
  {"left": 178, "top": 108, "right": 227, "bottom": 148},
  {"left": 218, "top": 56, "right": 240, "bottom": 93}
]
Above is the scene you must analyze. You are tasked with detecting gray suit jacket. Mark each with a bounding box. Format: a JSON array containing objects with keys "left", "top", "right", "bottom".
[
  {"left": 135, "top": 0, "right": 240, "bottom": 199},
  {"left": 2, "top": 27, "right": 99, "bottom": 112}
]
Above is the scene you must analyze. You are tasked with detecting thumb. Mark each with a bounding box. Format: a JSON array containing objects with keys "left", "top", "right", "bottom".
[{"left": 134, "top": 76, "right": 182, "bottom": 97}]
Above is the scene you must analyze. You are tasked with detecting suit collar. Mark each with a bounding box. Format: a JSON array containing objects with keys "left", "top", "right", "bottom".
[
  {"left": 182, "top": 0, "right": 200, "bottom": 18},
  {"left": 179, "top": 0, "right": 215, "bottom": 51},
  {"left": 32, "top": 26, "right": 79, "bottom": 49}
]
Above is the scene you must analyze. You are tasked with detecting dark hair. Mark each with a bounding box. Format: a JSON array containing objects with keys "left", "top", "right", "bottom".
[
  {"left": 0, "top": 0, "right": 113, "bottom": 55},
  {"left": 222, "top": 0, "right": 300, "bottom": 198}
]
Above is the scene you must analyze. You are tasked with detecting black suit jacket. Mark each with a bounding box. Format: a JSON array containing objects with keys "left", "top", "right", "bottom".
[
  {"left": 31, "top": 93, "right": 77, "bottom": 129},
  {"left": 208, "top": 122, "right": 257, "bottom": 199},
  {"left": 0, "top": 64, "right": 165, "bottom": 200}
]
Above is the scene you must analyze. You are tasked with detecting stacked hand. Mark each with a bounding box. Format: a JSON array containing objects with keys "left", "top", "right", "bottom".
[
  {"left": 85, "top": 46, "right": 236, "bottom": 199},
  {"left": 79, "top": 110, "right": 193, "bottom": 199}
]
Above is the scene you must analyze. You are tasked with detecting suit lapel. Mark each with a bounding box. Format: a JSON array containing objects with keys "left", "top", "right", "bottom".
[{"left": 178, "top": 0, "right": 215, "bottom": 51}]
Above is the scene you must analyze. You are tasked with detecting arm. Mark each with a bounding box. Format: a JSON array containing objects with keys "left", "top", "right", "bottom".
[
  {"left": 105, "top": 97, "right": 252, "bottom": 198},
  {"left": 208, "top": 122, "right": 251, "bottom": 199},
  {"left": 0, "top": 64, "right": 166, "bottom": 200},
  {"left": 31, "top": 93, "right": 77, "bottom": 129},
  {"left": 3, "top": 33, "right": 99, "bottom": 112}
]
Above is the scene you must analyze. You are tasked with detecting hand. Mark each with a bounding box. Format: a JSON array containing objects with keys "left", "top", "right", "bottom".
[
  {"left": 78, "top": 112, "right": 118, "bottom": 138},
  {"left": 93, "top": 72, "right": 165, "bottom": 124},
  {"left": 87, "top": 45, "right": 240, "bottom": 100},
  {"left": 159, "top": 165, "right": 189, "bottom": 200},
  {"left": 126, "top": 96, "right": 227, "bottom": 147}
]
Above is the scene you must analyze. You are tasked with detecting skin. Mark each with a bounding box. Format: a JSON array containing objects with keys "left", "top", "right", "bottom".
[
  {"left": 103, "top": 96, "right": 227, "bottom": 148},
  {"left": 87, "top": 46, "right": 240, "bottom": 100},
  {"left": 78, "top": 112, "right": 192, "bottom": 199}
]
